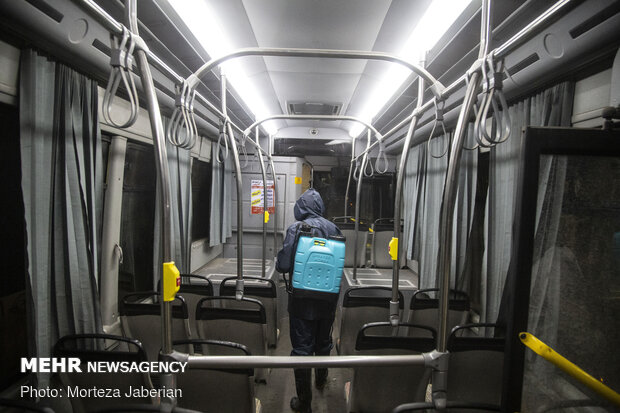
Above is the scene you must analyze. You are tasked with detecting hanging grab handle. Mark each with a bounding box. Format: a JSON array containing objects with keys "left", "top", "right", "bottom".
[
  {"left": 375, "top": 142, "right": 389, "bottom": 174},
  {"left": 474, "top": 56, "right": 511, "bottom": 148},
  {"left": 427, "top": 99, "right": 449, "bottom": 159},
  {"left": 167, "top": 81, "right": 198, "bottom": 149},
  {"left": 103, "top": 27, "right": 140, "bottom": 129},
  {"left": 216, "top": 118, "right": 230, "bottom": 164}
]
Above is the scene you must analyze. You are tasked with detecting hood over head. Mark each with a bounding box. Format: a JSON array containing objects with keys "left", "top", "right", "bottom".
[{"left": 294, "top": 188, "right": 325, "bottom": 220}]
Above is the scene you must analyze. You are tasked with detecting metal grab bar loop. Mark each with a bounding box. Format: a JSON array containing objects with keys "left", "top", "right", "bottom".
[
  {"left": 216, "top": 118, "right": 230, "bottom": 164},
  {"left": 103, "top": 26, "right": 140, "bottom": 129},
  {"left": 375, "top": 141, "right": 389, "bottom": 174},
  {"left": 427, "top": 98, "right": 449, "bottom": 159},
  {"left": 167, "top": 81, "right": 198, "bottom": 149},
  {"left": 363, "top": 153, "right": 374, "bottom": 177},
  {"left": 474, "top": 55, "right": 511, "bottom": 148}
]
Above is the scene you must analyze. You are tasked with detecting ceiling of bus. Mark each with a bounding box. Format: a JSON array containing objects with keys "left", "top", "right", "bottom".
[{"left": 94, "top": 0, "right": 524, "bottom": 153}]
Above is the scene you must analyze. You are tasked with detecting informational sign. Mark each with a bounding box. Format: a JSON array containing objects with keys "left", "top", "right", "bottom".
[{"left": 250, "top": 179, "right": 275, "bottom": 214}]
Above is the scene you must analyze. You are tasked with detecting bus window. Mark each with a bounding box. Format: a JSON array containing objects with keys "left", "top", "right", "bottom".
[
  {"left": 191, "top": 158, "right": 212, "bottom": 242},
  {"left": 119, "top": 142, "right": 156, "bottom": 298}
]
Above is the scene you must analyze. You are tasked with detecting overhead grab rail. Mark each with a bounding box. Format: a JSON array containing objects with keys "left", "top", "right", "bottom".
[
  {"left": 102, "top": 26, "right": 140, "bottom": 129},
  {"left": 243, "top": 114, "right": 384, "bottom": 140}
]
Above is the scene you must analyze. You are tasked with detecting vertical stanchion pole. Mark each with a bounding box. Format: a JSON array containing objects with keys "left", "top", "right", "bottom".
[
  {"left": 344, "top": 137, "right": 356, "bottom": 217},
  {"left": 256, "top": 127, "right": 268, "bottom": 278},
  {"left": 390, "top": 72, "right": 423, "bottom": 326},
  {"left": 436, "top": 0, "right": 490, "bottom": 354},
  {"left": 352, "top": 130, "right": 370, "bottom": 281},
  {"left": 269, "top": 155, "right": 278, "bottom": 252},
  {"left": 125, "top": 0, "right": 175, "bottom": 401},
  {"left": 221, "top": 74, "right": 245, "bottom": 299}
]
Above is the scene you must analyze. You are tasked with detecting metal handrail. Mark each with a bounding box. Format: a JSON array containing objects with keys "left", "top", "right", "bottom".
[
  {"left": 243, "top": 114, "right": 383, "bottom": 141},
  {"left": 187, "top": 47, "right": 445, "bottom": 97},
  {"left": 124, "top": 0, "right": 176, "bottom": 398}
]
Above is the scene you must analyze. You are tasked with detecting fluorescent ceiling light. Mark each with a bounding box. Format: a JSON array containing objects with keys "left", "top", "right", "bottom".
[
  {"left": 167, "top": 0, "right": 278, "bottom": 135},
  {"left": 348, "top": 0, "right": 472, "bottom": 138}
]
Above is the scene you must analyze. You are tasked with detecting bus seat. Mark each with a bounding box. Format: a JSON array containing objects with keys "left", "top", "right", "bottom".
[
  {"left": 158, "top": 274, "right": 214, "bottom": 339},
  {"left": 447, "top": 324, "right": 505, "bottom": 410},
  {"left": 406, "top": 288, "right": 470, "bottom": 336},
  {"left": 220, "top": 276, "right": 279, "bottom": 348},
  {"left": 369, "top": 218, "right": 404, "bottom": 269},
  {"left": 53, "top": 334, "right": 154, "bottom": 413},
  {"left": 346, "top": 322, "right": 435, "bottom": 413},
  {"left": 120, "top": 292, "right": 190, "bottom": 361},
  {"left": 196, "top": 296, "right": 268, "bottom": 382},
  {"left": 0, "top": 399, "right": 55, "bottom": 413},
  {"left": 173, "top": 339, "right": 260, "bottom": 413},
  {"left": 338, "top": 286, "right": 404, "bottom": 355},
  {"left": 332, "top": 217, "right": 368, "bottom": 267}
]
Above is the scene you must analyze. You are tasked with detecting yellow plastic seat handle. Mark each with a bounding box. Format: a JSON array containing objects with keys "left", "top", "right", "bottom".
[
  {"left": 388, "top": 237, "right": 398, "bottom": 261},
  {"left": 162, "top": 261, "right": 180, "bottom": 302}
]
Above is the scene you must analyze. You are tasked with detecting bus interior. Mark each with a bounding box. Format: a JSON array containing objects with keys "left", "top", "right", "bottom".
[{"left": 0, "top": 0, "right": 619, "bottom": 412}]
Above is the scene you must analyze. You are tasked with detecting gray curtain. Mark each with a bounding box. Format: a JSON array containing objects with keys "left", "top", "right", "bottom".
[
  {"left": 209, "top": 141, "right": 233, "bottom": 246},
  {"left": 154, "top": 119, "right": 193, "bottom": 281},
  {"left": 419, "top": 133, "right": 451, "bottom": 290},
  {"left": 20, "top": 50, "right": 103, "bottom": 387},
  {"left": 484, "top": 81, "right": 574, "bottom": 323}
]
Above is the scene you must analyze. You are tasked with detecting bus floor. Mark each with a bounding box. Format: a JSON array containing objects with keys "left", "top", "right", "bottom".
[{"left": 256, "top": 314, "right": 351, "bottom": 413}]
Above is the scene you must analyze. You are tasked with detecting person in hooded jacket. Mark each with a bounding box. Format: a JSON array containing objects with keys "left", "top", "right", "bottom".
[{"left": 276, "top": 188, "right": 343, "bottom": 413}]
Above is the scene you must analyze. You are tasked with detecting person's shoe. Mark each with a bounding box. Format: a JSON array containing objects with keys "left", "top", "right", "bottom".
[
  {"left": 290, "top": 396, "right": 312, "bottom": 413},
  {"left": 315, "top": 368, "right": 328, "bottom": 390}
]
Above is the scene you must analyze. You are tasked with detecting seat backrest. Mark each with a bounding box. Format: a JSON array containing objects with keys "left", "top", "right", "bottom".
[
  {"left": 120, "top": 292, "right": 190, "bottom": 360},
  {"left": 333, "top": 218, "right": 368, "bottom": 268},
  {"left": 349, "top": 322, "right": 435, "bottom": 413},
  {"left": 173, "top": 339, "right": 255, "bottom": 413},
  {"left": 196, "top": 296, "right": 268, "bottom": 382},
  {"left": 196, "top": 297, "right": 267, "bottom": 354},
  {"left": 407, "top": 288, "right": 470, "bottom": 336},
  {"left": 220, "top": 276, "right": 278, "bottom": 347},
  {"left": 370, "top": 219, "right": 403, "bottom": 269},
  {"left": 157, "top": 275, "right": 214, "bottom": 337},
  {"left": 447, "top": 324, "right": 505, "bottom": 408},
  {"left": 338, "top": 287, "right": 404, "bottom": 355},
  {"left": 53, "top": 334, "right": 153, "bottom": 413}
]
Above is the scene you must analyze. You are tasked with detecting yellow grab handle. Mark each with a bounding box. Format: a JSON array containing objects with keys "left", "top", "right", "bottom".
[
  {"left": 264, "top": 210, "right": 270, "bottom": 223},
  {"left": 388, "top": 237, "right": 398, "bottom": 261},
  {"left": 162, "top": 261, "right": 180, "bottom": 302},
  {"left": 520, "top": 332, "right": 620, "bottom": 407}
]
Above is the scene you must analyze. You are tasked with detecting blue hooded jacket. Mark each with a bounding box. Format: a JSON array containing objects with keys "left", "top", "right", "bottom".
[{"left": 276, "top": 188, "right": 342, "bottom": 319}]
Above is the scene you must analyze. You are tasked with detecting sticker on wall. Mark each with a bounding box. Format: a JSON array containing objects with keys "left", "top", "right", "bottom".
[{"left": 250, "top": 179, "right": 275, "bottom": 215}]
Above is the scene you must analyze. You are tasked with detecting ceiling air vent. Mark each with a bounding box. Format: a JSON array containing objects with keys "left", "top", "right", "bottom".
[{"left": 287, "top": 102, "right": 341, "bottom": 116}]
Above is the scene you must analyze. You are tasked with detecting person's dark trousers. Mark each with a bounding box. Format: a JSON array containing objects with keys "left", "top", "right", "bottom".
[{"left": 289, "top": 315, "right": 334, "bottom": 411}]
